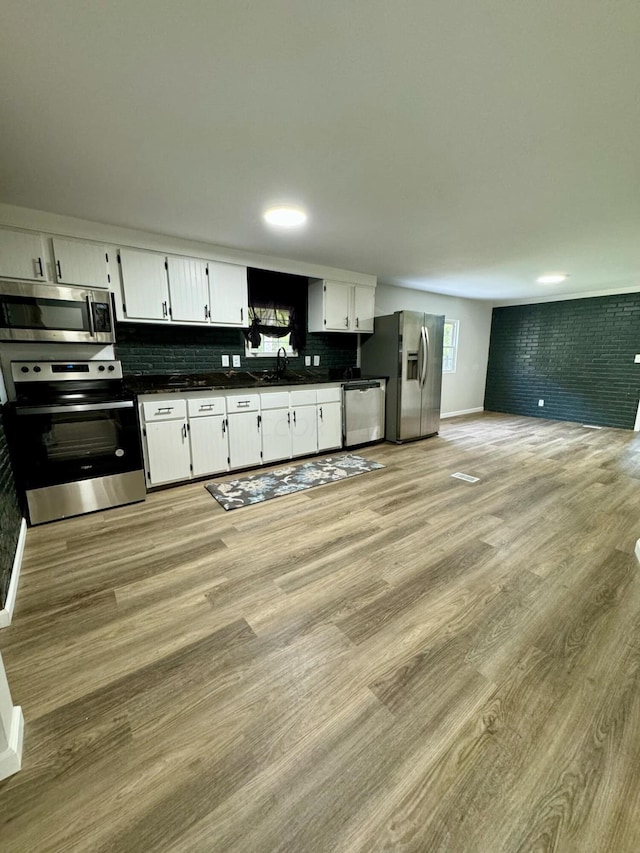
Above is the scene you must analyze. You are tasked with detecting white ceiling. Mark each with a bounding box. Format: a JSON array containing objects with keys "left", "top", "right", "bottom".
[{"left": 2, "top": 1, "right": 640, "bottom": 302}]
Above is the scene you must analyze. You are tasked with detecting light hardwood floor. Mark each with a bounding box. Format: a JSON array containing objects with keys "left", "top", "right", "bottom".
[{"left": 1, "top": 412, "right": 640, "bottom": 852}]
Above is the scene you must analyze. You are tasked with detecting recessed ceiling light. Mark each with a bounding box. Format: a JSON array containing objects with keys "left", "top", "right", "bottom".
[
  {"left": 536, "top": 273, "right": 569, "bottom": 285},
  {"left": 263, "top": 206, "right": 307, "bottom": 228}
]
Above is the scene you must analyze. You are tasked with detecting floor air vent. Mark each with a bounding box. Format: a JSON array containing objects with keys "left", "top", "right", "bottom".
[{"left": 451, "top": 472, "right": 480, "bottom": 483}]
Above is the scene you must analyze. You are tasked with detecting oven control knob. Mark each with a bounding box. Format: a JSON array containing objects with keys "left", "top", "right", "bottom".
[
  {"left": 33, "top": 365, "right": 41, "bottom": 373},
  {"left": 21, "top": 366, "right": 29, "bottom": 373},
  {"left": 108, "top": 365, "right": 115, "bottom": 372},
  {"left": 98, "top": 365, "right": 106, "bottom": 372}
]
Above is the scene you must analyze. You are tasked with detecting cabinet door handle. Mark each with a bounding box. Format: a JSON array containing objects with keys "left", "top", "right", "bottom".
[
  {"left": 319, "top": 406, "right": 323, "bottom": 420},
  {"left": 222, "top": 419, "right": 226, "bottom": 434},
  {"left": 162, "top": 301, "right": 168, "bottom": 318},
  {"left": 56, "top": 259, "right": 62, "bottom": 280},
  {"left": 287, "top": 412, "right": 290, "bottom": 425},
  {"left": 356, "top": 317, "right": 359, "bottom": 329},
  {"left": 257, "top": 414, "right": 261, "bottom": 429},
  {"left": 293, "top": 410, "right": 297, "bottom": 425},
  {"left": 204, "top": 304, "right": 209, "bottom": 320},
  {"left": 345, "top": 316, "right": 349, "bottom": 327},
  {"left": 35, "top": 257, "right": 44, "bottom": 278}
]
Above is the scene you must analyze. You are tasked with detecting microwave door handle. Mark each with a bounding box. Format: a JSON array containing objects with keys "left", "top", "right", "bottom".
[{"left": 86, "top": 295, "right": 95, "bottom": 337}]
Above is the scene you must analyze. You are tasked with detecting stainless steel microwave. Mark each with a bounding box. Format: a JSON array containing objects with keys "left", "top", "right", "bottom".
[{"left": 0, "top": 281, "right": 115, "bottom": 343}]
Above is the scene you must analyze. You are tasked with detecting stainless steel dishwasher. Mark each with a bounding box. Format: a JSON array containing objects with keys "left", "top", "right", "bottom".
[{"left": 342, "top": 380, "right": 385, "bottom": 446}]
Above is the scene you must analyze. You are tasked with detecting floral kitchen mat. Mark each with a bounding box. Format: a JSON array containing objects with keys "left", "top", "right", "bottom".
[{"left": 205, "top": 454, "right": 385, "bottom": 510}]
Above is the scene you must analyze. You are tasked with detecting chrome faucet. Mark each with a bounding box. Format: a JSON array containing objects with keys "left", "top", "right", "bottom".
[{"left": 276, "top": 346, "right": 288, "bottom": 378}]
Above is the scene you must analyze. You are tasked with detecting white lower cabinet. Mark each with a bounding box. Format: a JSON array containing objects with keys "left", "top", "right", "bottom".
[
  {"left": 140, "top": 384, "right": 344, "bottom": 487},
  {"left": 189, "top": 416, "right": 229, "bottom": 477},
  {"left": 318, "top": 401, "right": 342, "bottom": 451},
  {"left": 145, "top": 419, "right": 191, "bottom": 486},
  {"left": 228, "top": 411, "right": 262, "bottom": 469},
  {"left": 317, "top": 387, "right": 342, "bottom": 451},
  {"left": 187, "top": 396, "right": 229, "bottom": 477},
  {"left": 260, "top": 391, "right": 291, "bottom": 463},
  {"left": 291, "top": 389, "right": 319, "bottom": 457},
  {"left": 226, "top": 394, "right": 261, "bottom": 469}
]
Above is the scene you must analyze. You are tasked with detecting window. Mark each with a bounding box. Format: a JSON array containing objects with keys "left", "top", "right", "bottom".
[
  {"left": 245, "top": 306, "right": 297, "bottom": 358},
  {"left": 443, "top": 319, "right": 459, "bottom": 373}
]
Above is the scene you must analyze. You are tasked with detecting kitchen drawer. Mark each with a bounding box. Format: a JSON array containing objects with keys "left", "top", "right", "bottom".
[
  {"left": 317, "top": 386, "right": 341, "bottom": 404},
  {"left": 226, "top": 393, "right": 259, "bottom": 413},
  {"left": 187, "top": 396, "right": 226, "bottom": 417},
  {"left": 142, "top": 398, "right": 187, "bottom": 422},
  {"left": 260, "top": 391, "right": 290, "bottom": 410},
  {"left": 290, "top": 389, "right": 317, "bottom": 407}
]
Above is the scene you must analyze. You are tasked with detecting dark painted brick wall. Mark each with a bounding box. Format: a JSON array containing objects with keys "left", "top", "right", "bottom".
[
  {"left": 0, "top": 414, "right": 22, "bottom": 608},
  {"left": 484, "top": 293, "right": 640, "bottom": 428},
  {"left": 115, "top": 323, "right": 357, "bottom": 376}
]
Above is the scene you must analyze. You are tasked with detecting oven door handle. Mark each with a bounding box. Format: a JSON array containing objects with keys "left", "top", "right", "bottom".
[{"left": 16, "top": 400, "right": 135, "bottom": 415}]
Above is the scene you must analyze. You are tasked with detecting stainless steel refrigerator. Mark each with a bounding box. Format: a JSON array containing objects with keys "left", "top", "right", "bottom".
[{"left": 360, "top": 311, "right": 444, "bottom": 442}]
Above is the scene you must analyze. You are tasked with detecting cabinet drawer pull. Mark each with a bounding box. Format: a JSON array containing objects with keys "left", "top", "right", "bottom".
[
  {"left": 156, "top": 407, "right": 174, "bottom": 414},
  {"left": 199, "top": 404, "right": 214, "bottom": 411},
  {"left": 236, "top": 400, "right": 251, "bottom": 408}
]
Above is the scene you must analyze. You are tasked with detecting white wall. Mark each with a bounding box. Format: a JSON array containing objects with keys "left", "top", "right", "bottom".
[{"left": 374, "top": 283, "right": 492, "bottom": 417}]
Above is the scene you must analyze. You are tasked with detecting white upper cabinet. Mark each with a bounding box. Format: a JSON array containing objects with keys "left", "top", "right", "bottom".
[
  {"left": 207, "top": 261, "right": 248, "bottom": 327},
  {"left": 52, "top": 238, "right": 110, "bottom": 288},
  {"left": 324, "top": 281, "right": 352, "bottom": 331},
  {"left": 352, "top": 285, "right": 375, "bottom": 333},
  {"left": 119, "top": 249, "right": 170, "bottom": 321},
  {"left": 308, "top": 279, "right": 376, "bottom": 333},
  {"left": 167, "top": 256, "right": 209, "bottom": 324},
  {"left": 0, "top": 227, "right": 47, "bottom": 281}
]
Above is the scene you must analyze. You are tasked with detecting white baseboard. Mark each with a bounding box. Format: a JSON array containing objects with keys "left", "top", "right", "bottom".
[
  {"left": 0, "top": 705, "right": 24, "bottom": 781},
  {"left": 0, "top": 518, "right": 27, "bottom": 629},
  {"left": 441, "top": 407, "right": 484, "bottom": 420}
]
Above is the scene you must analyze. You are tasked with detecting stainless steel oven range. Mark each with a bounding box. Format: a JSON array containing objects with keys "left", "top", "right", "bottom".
[{"left": 7, "top": 360, "right": 145, "bottom": 524}]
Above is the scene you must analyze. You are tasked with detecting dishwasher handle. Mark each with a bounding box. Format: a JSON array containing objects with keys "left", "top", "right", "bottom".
[{"left": 343, "top": 381, "right": 382, "bottom": 392}]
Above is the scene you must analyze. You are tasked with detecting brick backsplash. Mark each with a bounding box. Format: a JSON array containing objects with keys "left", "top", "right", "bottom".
[
  {"left": 0, "top": 415, "right": 22, "bottom": 608},
  {"left": 115, "top": 323, "right": 357, "bottom": 375},
  {"left": 484, "top": 293, "right": 640, "bottom": 428}
]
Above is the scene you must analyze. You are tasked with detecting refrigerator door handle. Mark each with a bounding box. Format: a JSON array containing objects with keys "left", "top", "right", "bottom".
[
  {"left": 420, "top": 326, "right": 428, "bottom": 386},
  {"left": 424, "top": 327, "right": 429, "bottom": 385},
  {"left": 417, "top": 330, "right": 424, "bottom": 385}
]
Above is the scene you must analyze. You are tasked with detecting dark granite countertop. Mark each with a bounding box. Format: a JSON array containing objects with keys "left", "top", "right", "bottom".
[{"left": 124, "top": 368, "right": 384, "bottom": 395}]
